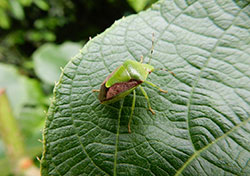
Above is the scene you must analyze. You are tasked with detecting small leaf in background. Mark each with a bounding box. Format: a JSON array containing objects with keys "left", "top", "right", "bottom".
[
  {"left": 18, "top": 0, "right": 32, "bottom": 6},
  {"left": 0, "top": 63, "right": 41, "bottom": 116},
  {"left": 41, "top": 0, "right": 250, "bottom": 175},
  {"left": 26, "top": 30, "right": 56, "bottom": 42},
  {"left": 33, "top": 42, "right": 82, "bottom": 85},
  {"left": 0, "top": 9, "right": 10, "bottom": 29},
  {"left": 9, "top": 0, "right": 24, "bottom": 20},
  {"left": 0, "top": 0, "right": 9, "bottom": 8},
  {"left": 0, "top": 63, "right": 46, "bottom": 133},
  {"left": 127, "top": 0, "right": 156, "bottom": 12},
  {"left": 33, "top": 0, "right": 49, "bottom": 11}
]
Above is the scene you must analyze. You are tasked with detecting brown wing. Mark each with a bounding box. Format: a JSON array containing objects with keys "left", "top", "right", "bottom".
[{"left": 106, "top": 79, "right": 142, "bottom": 100}]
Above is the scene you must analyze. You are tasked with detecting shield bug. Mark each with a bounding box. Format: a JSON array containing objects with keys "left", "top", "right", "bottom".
[{"left": 93, "top": 34, "right": 174, "bottom": 133}]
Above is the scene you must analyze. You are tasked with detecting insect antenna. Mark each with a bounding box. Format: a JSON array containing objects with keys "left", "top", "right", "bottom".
[{"left": 148, "top": 33, "right": 155, "bottom": 64}]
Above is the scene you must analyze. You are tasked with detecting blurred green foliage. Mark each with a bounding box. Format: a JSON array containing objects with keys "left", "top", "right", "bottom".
[
  {"left": 33, "top": 42, "right": 82, "bottom": 85},
  {"left": 127, "top": 0, "right": 157, "bottom": 12},
  {"left": 0, "top": 0, "right": 156, "bottom": 175},
  {"left": 0, "top": 63, "right": 46, "bottom": 174}
]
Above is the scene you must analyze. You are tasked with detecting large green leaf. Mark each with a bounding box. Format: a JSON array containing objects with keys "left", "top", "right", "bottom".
[{"left": 41, "top": 0, "right": 250, "bottom": 175}]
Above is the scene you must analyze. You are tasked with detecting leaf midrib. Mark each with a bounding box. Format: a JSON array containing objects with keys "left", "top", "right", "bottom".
[
  {"left": 111, "top": 2, "right": 194, "bottom": 175},
  {"left": 110, "top": 1, "right": 202, "bottom": 175},
  {"left": 113, "top": 100, "right": 124, "bottom": 176}
]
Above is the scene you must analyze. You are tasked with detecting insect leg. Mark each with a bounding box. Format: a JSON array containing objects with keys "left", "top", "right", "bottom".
[
  {"left": 128, "top": 89, "right": 136, "bottom": 133},
  {"left": 92, "top": 89, "right": 100, "bottom": 92},
  {"left": 139, "top": 85, "right": 155, "bottom": 115},
  {"left": 144, "top": 80, "right": 168, "bottom": 93}
]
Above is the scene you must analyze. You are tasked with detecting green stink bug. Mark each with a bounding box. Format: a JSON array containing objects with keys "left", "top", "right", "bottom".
[{"left": 93, "top": 34, "right": 174, "bottom": 133}]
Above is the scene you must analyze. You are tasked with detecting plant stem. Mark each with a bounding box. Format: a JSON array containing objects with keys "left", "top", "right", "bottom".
[{"left": 0, "top": 89, "right": 26, "bottom": 174}]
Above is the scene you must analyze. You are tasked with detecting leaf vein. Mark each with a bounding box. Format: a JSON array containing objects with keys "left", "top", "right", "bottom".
[
  {"left": 113, "top": 99, "right": 124, "bottom": 176},
  {"left": 175, "top": 116, "right": 250, "bottom": 176},
  {"left": 186, "top": 4, "right": 246, "bottom": 151}
]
